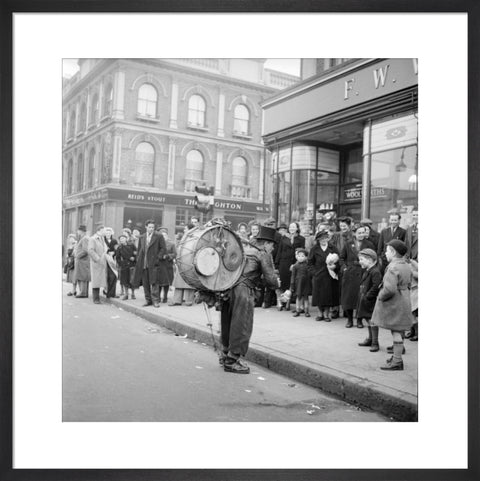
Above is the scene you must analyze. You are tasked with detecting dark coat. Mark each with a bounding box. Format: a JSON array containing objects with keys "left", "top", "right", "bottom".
[
  {"left": 356, "top": 265, "right": 382, "bottom": 319},
  {"left": 371, "top": 258, "right": 414, "bottom": 331},
  {"left": 339, "top": 238, "right": 375, "bottom": 310},
  {"left": 65, "top": 247, "right": 75, "bottom": 283},
  {"left": 275, "top": 234, "right": 305, "bottom": 290},
  {"left": 290, "top": 261, "right": 311, "bottom": 297},
  {"left": 162, "top": 239, "right": 176, "bottom": 285},
  {"left": 405, "top": 225, "right": 418, "bottom": 261},
  {"left": 132, "top": 232, "right": 168, "bottom": 287},
  {"left": 104, "top": 237, "right": 118, "bottom": 256},
  {"left": 116, "top": 243, "right": 136, "bottom": 286},
  {"left": 307, "top": 243, "right": 339, "bottom": 308},
  {"left": 377, "top": 226, "right": 407, "bottom": 266}
]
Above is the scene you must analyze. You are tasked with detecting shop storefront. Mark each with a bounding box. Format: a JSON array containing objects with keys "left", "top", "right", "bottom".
[
  {"left": 63, "top": 187, "right": 269, "bottom": 241},
  {"left": 262, "top": 58, "right": 418, "bottom": 231}
]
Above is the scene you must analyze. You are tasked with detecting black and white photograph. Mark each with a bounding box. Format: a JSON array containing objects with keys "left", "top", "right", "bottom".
[
  {"left": 61, "top": 57, "right": 419, "bottom": 423},
  {"left": 6, "top": 9, "right": 475, "bottom": 478}
]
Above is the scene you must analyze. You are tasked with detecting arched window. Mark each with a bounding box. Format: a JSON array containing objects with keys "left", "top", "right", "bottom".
[
  {"left": 90, "top": 93, "right": 99, "bottom": 125},
  {"left": 137, "top": 83, "right": 157, "bottom": 117},
  {"left": 69, "top": 109, "right": 76, "bottom": 138},
  {"left": 79, "top": 102, "right": 87, "bottom": 132},
  {"left": 76, "top": 154, "right": 84, "bottom": 192},
  {"left": 66, "top": 158, "right": 73, "bottom": 194},
  {"left": 231, "top": 156, "right": 249, "bottom": 198},
  {"left": 86, "top": 148, "right": 95, "bottom": 189},
  {"left": 186, "top": 149, "right": 204, "bottom": 179},
  {"left": 103, "top": 84, "right": 113, "bottom": 117},
  {"left": 185, "top": 149, "right": 204, "bottom": 192},
  {"left": 135, "top": 142, "right": 155, "bottom": 186},
  {"left": 188, "top": 94, "right": 206, "bottom": 127},
  {"left": 233, "top": 104, "right": 250, "bottom": 135}
]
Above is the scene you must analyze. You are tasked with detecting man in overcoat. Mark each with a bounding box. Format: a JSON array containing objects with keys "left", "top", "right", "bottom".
[
  {"left": 132, "top": 219, "right": 167, "bottom": 308},
  {"left": 377, "top": 212, "right": 407, "bottom": 271},
  {"left": 73, "top": 225, "right": 91, "bottom": 298},
  {"left": 405, "top": 211, "right": 418, "bottom": 261},
  {"left": 88, "top": 225, "right": 107, "bottom": 304}
]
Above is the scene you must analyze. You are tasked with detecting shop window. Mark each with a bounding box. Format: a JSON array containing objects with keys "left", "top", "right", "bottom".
[
  {"left": 233, "top": 104, "right": 250, "bottom": 136},
  {"left": 77, "top": 206, "right": 91, "bottom": 231},
  {"left": 124, "top": 206, "right": 163, "bottom": 233},
  {"left": 188, "top": 94, "right": 206, "bottom": 128},
  {"left": 76, "top": 154, "right": 84, "bottom": 192},
  {"left": 185, "top": 149, "right": 204, "bottom": 192},
  {"left": 134, "top": 142, "right": 155, "bottom": 186},
  {"left": 103, "top": 83, "right": 113, "bottom": 117},
  {"left": 86, "top": 148, "right": 95, "bottom": 189},
  {"left": 137, "top": 83, "right": 157, "bottom": 118},
  {"left": 90, "top": 93, "right": 99, "bottom": 126},
  {"left": 231, "top": 156, "right": 250, "bottom": 198},
  {"left": 369, "top": 144, "right": 418, "bottom": 231},
  {"left": 343, "top": 147, "right": 363, "bottom": 184}
]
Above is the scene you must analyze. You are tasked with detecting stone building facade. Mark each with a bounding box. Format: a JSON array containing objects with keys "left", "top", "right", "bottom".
[{"left": 62, "top": 58, "right": 299, "bottom": 239}]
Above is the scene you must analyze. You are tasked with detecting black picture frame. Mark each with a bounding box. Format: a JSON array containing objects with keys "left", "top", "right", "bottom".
[{"left": 1, "top": 1, "right": 479, "bottom": 480}]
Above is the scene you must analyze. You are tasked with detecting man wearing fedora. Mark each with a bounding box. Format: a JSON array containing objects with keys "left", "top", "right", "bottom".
[
  {"left": 261, "top": 217, "right": 282, "bottom": 308},
  {"left": 221, "top": 225, "right": 280, "bottom": 374}
]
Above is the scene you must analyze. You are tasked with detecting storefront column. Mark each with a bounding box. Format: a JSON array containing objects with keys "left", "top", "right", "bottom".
[
  {"left": 112, "top": 131, "right": 122, "bottom": 183},
  {"left": 217, "top": 92, "right": 225, "bottom": 137},
  {"left": 167, "top": 137, "right": 176, "bottom": 189},
  {"left": 215, "top": 148, "right": 223, "bottom": 195},
  {"left": 113, "top": 70, "right": 125, "bottom": 120},
  {"left": 361, "top": 120, "right": 372, "bottom": 219},
  {"left": 169, "top": 82, "right": 178, "bottom": 128}
]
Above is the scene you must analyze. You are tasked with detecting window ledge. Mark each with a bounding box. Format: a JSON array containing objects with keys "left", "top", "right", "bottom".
[
  {"left": 76, "top": 130, "right": 84, "bottom": 137},
  {"left": 87, "top": 123, "right": 98, "bottom": 131},
  {"left": 187, "top": 123, "right": 209, "bottom": 132},
  {"left": 100, "top": 115, "right": 111, "bottom": 123},
  {"left": 136, "top": 114, "right": 160, "bottom": 123},
  {"left": 232, "top": 131, "right": 252, "bottom": 140},
  {"left": 66, "top": 136, "right": 74, "bottom": 144}
]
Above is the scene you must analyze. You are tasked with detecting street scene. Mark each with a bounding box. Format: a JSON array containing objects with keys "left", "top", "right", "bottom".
[{"left": 63, "top": 58, "right": 418, "bottom": 422}]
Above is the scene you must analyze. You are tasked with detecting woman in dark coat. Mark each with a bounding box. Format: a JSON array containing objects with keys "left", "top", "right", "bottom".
[
  {"left": 308, "top": 229, "right": 340, "bottom": 322},
  {"left": 275, "top": 222, "right": 305, "bottom": 309},
  {"left": 116, "top": 234, "right": 136, "bottom": 300},
  {"left": 339, "top": 225, "right": 375, "bottom": 328}
]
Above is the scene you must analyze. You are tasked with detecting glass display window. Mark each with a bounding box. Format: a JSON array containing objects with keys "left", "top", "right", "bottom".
[{"left": 369, "top": 144, "right": 418, "bottom": 230}]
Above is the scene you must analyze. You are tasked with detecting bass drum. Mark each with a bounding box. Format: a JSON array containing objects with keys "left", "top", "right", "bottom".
[{"left": 176, "top": 225, "right": 245, "bottom": 292}]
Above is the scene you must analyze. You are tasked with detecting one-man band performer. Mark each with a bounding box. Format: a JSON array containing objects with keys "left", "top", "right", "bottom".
[{"left": 220, "top": 225, "right": 280, "bottom": 374}]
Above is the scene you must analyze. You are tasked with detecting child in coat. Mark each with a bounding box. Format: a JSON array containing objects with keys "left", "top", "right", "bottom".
[
  {"left": 356, "top": 248, "right": 383, "bottom": 352},
  {"left": 290, "top": 248, "right": 311, "bottom": 317},
  {"left": 371, "top": 240, "right": 413, "bottom": 370}
]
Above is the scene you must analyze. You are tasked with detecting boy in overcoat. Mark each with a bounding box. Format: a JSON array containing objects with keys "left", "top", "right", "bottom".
[
  {"left": 371, "top": 239, "right": 413, "bottom": 370},
  {"left": 356, "top": 249, "right": 383, "bottom": 352}
]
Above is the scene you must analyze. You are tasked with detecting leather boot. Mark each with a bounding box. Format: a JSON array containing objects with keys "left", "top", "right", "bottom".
[
  {"left": 370, "top": 326, "right": 380, "bottom": 352},
  {"left": 359, "top": 326, "right": 372, "bottom": 346}
]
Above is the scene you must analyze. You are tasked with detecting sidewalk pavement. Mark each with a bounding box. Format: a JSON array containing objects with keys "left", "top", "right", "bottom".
[{"left": 98, "top": 287, "right": 417, "bottom": 422}]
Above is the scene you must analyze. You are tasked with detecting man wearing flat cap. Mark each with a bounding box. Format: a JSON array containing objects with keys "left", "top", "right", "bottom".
[{"left": 221, "top": 226, "right": 280, "bottom": 374}]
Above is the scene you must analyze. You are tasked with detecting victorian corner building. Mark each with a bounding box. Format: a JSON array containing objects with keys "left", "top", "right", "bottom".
[
  {"left": 261, "top": 58, "right": 418, "bottom": 233},
  {"left": 62, "top": 59, "right": 298, "bottom": 238}
]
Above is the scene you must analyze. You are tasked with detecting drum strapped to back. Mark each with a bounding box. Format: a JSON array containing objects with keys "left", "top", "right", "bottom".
[{"left": 176, "top": 225, "right": 246, "bottom": 292}]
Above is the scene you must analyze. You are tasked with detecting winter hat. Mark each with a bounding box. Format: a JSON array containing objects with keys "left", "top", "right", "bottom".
[
  {"left": 387, "top": 239, "right": 408, "bottom": 256},
  {"left": 359, "top": 248, "right": 377, "bottom": 262}
]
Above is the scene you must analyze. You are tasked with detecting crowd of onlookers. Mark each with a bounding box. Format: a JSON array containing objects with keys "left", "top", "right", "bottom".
[{"left": 64, "top": 210, "right": 418, "bottom": 370}]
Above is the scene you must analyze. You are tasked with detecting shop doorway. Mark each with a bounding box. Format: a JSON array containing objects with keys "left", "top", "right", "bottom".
[{"left": 124, "top": 206, "right": 163, "bottom": 234}]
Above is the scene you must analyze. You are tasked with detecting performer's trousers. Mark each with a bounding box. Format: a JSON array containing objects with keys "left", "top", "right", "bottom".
[
  {"left": 220, "top": 284, "right": 254, "bottom": 359},
  {"left": 142, "top": 268, "right": 160, "bottom": 304}
]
